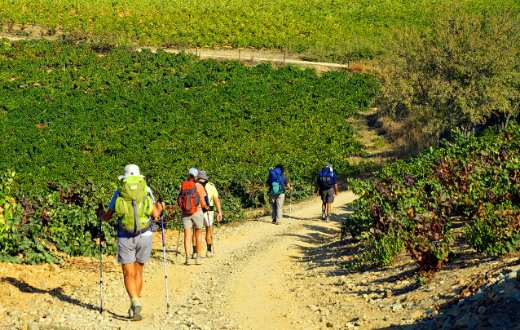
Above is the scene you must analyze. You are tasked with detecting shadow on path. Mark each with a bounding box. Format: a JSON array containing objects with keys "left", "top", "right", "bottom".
[
  {"left": 1, "top": 277, "right": 127, "bottom": 320},
  {"left": 285, "top": 215, "right": 319, "bottom": 221},
  {"left": 380, "top": 276, "right": 520, "bottom": 330},
  {"left": 151, "top": 248, "right": 181, "bottom": 263},
  {"left": 281, "top": 217, "right": 362, "bottom": 277}
]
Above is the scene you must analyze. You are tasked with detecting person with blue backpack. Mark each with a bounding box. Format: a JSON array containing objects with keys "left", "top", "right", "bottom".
[
  {"left": 266, "top": 164, "right": 291, "bottom": 225},
  {"left": 97, "top": 164, "right": 164, "bottom": 321},
  {"left": 315, "top": 164, "right": 339, "bottom": 221}
]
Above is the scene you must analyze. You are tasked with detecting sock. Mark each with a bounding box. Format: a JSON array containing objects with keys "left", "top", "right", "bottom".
[
  {"left": 193, "top": 246, "right": 196, "bottom": 254},
  {"left": 207, "top": 244, "right": 212, "bottom": 252},
  {"left": 131, "top": 297, "right": 141, "bottom": 307}
]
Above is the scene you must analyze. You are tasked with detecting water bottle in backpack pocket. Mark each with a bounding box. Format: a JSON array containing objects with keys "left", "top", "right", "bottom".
[{"left": 268, "top": 167, "right": 285, "bottom": 196}]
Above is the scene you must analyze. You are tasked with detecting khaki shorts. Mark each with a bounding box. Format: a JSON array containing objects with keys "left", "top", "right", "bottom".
[
  {"left": 182, "top": 210, "right": 204, "bottom": 229},
  {"left": 203, "top": 211, "right": 215, "bottom": 227}
]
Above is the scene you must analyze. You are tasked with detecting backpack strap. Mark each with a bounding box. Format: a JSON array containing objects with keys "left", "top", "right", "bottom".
[{"left": 132, "top": 200, "right": 139, "bottom": 234}]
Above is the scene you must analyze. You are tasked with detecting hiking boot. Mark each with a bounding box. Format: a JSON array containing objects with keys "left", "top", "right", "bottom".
[
  {"left": 206, "top": 251, "right": 213, "bottom": 258},
  {"left": 271, "top": 219, "right": 276, "bottom": 224},
  {"left": 195, "top": 257, "right": 202, "bottom": 265},
  {"left": 325, "top": 215, "right": 330, "bottom": 222},
  {"left": 128, "top": 304, "right": 143, "bottom": 321},
  {"left": 184, "top": 258, "right": 191, "bottom": 266},
  {"left": 191, "top": 253, "right": 197, "bottom": 259}
]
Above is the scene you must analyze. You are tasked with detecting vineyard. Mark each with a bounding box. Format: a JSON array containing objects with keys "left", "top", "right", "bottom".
[
  {"left": 0, "top": 0, "right": 517, "bottom": 61},
  {"left": 0, "top": 39, "right": 377, "bottom": 263},
  {"left": 1, "top": 4, "right": 520, "bottom": 330},
  {"left": 345, "top": 124, "right": 520, "bottom": 275}
]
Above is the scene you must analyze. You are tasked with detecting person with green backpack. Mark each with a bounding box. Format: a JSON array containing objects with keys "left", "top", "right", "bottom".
[
  {"left": 266, "top": 165, "right": 291, "bottom": 225},
  {"left": 99, "top": 164, "right": 164, "bottom": 321}
]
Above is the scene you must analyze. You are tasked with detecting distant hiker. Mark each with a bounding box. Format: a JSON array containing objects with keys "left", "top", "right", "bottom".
[
  {"left": 178, "top": 167, "right": 208, "bottom": 265},
  {"left": 266, "top": 165, "right": 291, "bottom": 225},
  {"left": 99, "top": 164, "right": 164, "bottom": 321},
  {"left": 195, "top": 170, "right": 223, "bottom": 257},
  {"left": 315, "top": 164, "right": 338, "bottom": 221}
]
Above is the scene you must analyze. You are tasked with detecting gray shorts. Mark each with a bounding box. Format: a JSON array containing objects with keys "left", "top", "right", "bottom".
[
  {"left": 182, "top": 210, "right": 204, "bottom": 229},
  {"left": 117, "top": 233, "right": 153, "bottom": 264},
  {"left": 320, "top": 188, "right": 335, "bottom": 204}
]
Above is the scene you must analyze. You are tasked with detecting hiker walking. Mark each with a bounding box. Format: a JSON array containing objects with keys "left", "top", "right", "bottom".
[
  {"left": 99, "top": 164, "right": 164, "bottom": 321},
  {"left": 178, "top": 167, "right": 208, "bottom": 265},
  {"left": 266, "top": 165, "right": 291, "bottom": 225},
  {"left": 195, "top": 170, "right": 223, "bottom": 257},
  {"left": 315, "top": 164, "right": 338, "bottom": 221}
]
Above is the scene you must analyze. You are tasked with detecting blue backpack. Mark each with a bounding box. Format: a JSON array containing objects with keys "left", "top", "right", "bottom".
[
  {"left": 318, "top": 167, "right": 335, "bottom": 190},
  {"left": 268, "top": 167, "right": 285, "bottom": 196}
]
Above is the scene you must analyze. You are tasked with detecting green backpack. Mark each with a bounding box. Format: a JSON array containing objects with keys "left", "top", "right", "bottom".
[{"left": 115, "top": 176, "right": 153, "bottom": 234}]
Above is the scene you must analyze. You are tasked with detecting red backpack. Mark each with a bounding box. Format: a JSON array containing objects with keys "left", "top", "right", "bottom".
[{"left": 177, "top": 180, "right": 200, "bottom": 215}]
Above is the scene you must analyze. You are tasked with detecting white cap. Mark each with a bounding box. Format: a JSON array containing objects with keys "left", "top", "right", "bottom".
[
  {"left": 188, "top": 167, "right": 198, "bottom": 178},
  {"left": 118, "top": 164, "right": 144, "bottom": 181},
  {"left": 325, "top": 163, "right": 333, "bottom": 173}
]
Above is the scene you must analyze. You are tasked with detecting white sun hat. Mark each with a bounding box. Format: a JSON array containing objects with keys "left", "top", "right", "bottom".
[
  {"left": 188, "top": 167, "right": 198, "bottom": 178},
  {"left": 118, "top": 164, "right": 144, "bottom": 180}
]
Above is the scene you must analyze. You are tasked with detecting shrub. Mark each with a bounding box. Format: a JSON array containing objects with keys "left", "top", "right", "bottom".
[
  {"left": 344, "top": 124, "right": 520, "bottom": 274},
  {"left": 378, "top": 12, "right": 520, "bottom": 148}
]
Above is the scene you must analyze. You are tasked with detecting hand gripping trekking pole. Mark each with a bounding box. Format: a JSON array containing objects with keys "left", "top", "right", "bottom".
[{"left": 160, "top": 215, "right": 171, "bottom": 314}]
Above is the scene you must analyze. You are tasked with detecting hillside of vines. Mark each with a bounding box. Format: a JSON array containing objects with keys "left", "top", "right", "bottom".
[
  {"left": 0, "top": 0, "right": 517, "bottom": 61},
  {"left": 0, "top": 39, "right": 377, "bottom": 263},
  {"left": 345, "top": 124, "right": 520, "bottom": 275}
]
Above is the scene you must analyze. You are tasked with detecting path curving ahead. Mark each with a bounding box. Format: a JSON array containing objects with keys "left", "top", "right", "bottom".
[{"left": 1, "top": 192, "right": 364, "bottom": 329}]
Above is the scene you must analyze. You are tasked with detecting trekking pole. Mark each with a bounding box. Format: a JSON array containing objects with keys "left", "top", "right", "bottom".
[
  {"left": 160, "top": 215, "right": 171, "bottom": 314},
  {"left": 213, "top": 220, "right": 219, "bottom": 255},
  {"left": 98, "top": 212, "right": 104, "bottom": 314},
  {"left": 175, "top": 214, "right": 182, "bottom": 261},
  {"left": 206, "top": 211, "right": 214, "bottom": 255},
  {"left": 288, "top": 169, "right": 293, "bottom": 214},
  {"left": 289, "top": 190, "right": 293, "bottom": 214}
]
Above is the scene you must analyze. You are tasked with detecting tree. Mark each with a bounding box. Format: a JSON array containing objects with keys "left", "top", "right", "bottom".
[{"left": 378, "top": 12, "right": 520, "bottom": 147}]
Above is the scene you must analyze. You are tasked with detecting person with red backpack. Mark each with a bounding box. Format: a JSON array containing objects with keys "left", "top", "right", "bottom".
[
  {"left": 315, "top": 164, "right": 339, "bottom": 221},
  {"left": 98, "top": 164, "right": 164, "bottom": 321},
  {"left": 177, "top": 167, "right": 208, "bottom": 266},
  {"left": 266, "top": 164, "right": 291, "bottom": 225}
]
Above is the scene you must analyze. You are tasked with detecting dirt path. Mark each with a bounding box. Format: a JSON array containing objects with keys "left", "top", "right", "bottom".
[
  {"left": 1, "top": 192, "right": 356, "bottom": 330},
  {"left": 0, "top": 26, "right": 357, "bottom": 72},
  {"left": 1, "top": 192, "right": 518, "bottom": 330}
]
